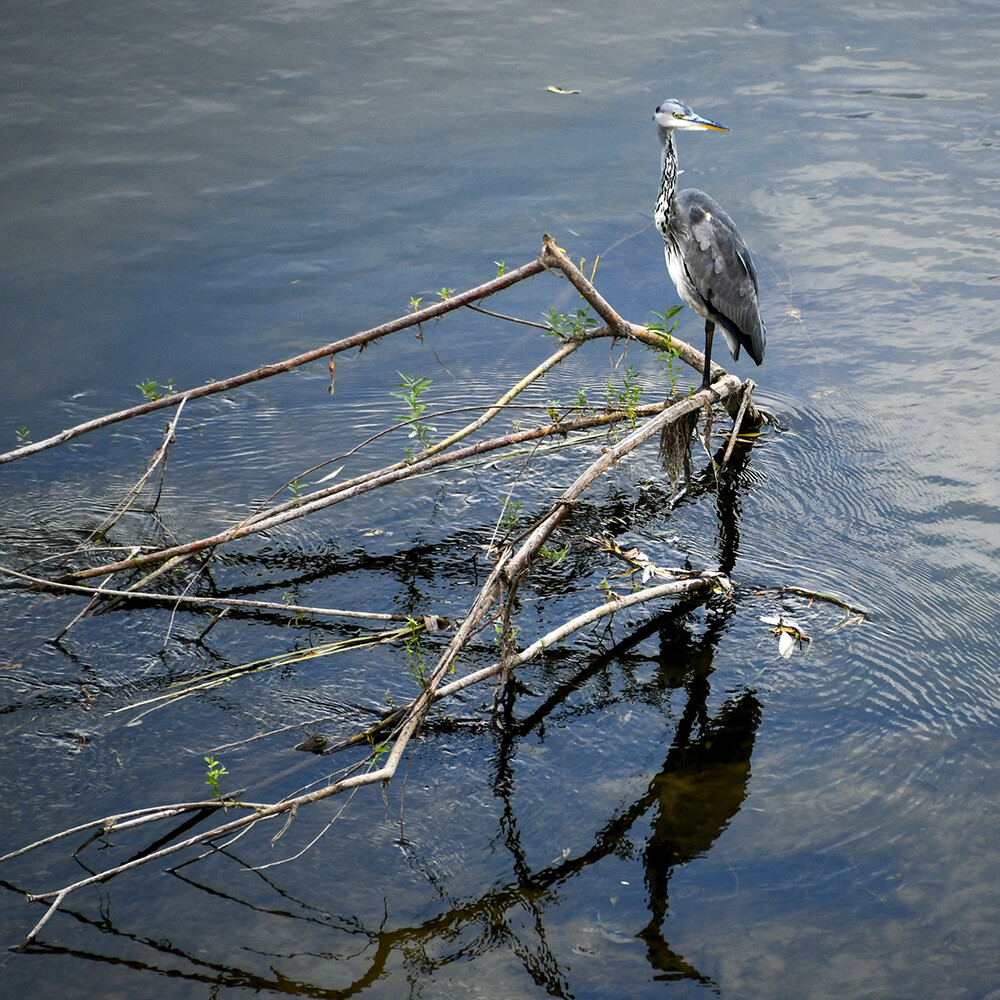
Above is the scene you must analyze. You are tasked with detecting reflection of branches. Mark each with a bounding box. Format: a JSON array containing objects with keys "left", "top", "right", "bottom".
[
  {"left": 3, "top": 573, "right": 728, "bottom": 950},
  {"left": 2, "top": 626, "right": 760, "bottom": 996}
]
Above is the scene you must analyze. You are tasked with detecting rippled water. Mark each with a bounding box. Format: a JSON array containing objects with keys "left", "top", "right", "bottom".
[{"left": 3, "top": 1, "right": 1000, "bottom": 997}]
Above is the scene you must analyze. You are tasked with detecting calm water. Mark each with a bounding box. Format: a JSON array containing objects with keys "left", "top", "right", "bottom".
[{"left": 3, "top": 1, "right": 1000, "bottom": 997}]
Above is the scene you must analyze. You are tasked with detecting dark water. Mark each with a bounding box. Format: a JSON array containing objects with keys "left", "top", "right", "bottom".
[{"left": 3, "top": 1, "right": 1000, "bottom": 997}]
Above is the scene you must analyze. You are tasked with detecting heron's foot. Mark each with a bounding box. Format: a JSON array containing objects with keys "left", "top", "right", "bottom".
[{"left": 698, "top": 377, "right": 722, "bottom": 401}]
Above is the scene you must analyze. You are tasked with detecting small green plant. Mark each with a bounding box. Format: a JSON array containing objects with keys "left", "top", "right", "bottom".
[
  {"left": 204, "top": 756, "right": 229, "bottom": 804},
  {"left": 648, "top": 305, "right": 683, "bottom": 336},
  {"left": 605, "top": 365, "right": 643, "bottom": 427},
  {"left": 539, "top": 542, "right": 570, "bottom": 564},
  {"left": 15, "top": 426, "right": 31, "bottom": 447},
  {"left": 286, "top": 477, "right": 307, "bottom": 506},
  {"left": 494, "top": 260, "right": 507, "bottom": 277},
  {"left": 576, "top": 307, "right": 598, "bottom": 335},
  {"left": 436, "top": 287, "right": 454, "bottom": 301},
  {"left": 493, "top": 621, "right": 520, "bottom": 648},
  {"left": 649, "top": 306, "right": 686, "bottom": 391},
  {"left": 403, "top": 616, "right": 428, "bottom": 687},
  {"left": 543, "top": 309, "right": 571, "bottom": 336},
  {"left": 282, "top": 590, "right": 305, "bottom": 622},
  {"left": 367, "top": 733, "right": 389, "bottom": 767},
  {"left": 408, "top": 296, "right": 423, "bottom": 313},
  {"left": 391, "top": 372, "right": 436, "bottom": 453},
  {"left": 137, "top": 378, "right": 175, "bottom": 402},
  {"left": 542, "top": 307, "right": 598, "bottom": 339},
  {"left": 498, "top": 497, "right": 521, "bottom": 535}
]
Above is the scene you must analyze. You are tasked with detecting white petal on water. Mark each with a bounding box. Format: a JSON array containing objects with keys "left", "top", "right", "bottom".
[
  {"left": 778, "top": 631, "right": 795, "bottom": 658},
  {"left": 316, "top": 465, "right": 344, "bottom": 484}
]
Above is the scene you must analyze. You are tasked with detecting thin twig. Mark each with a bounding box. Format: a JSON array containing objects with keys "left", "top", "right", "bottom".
[
  {"left": 721, "top": 379, "right": 755, "bottom": 467},
  {"left": 0, "top": 800, "right": 245, "bottom": 865},
  {"left": 90, "top": 398, "right": 187, "bottom": 542},
  {"left": 0, "top": 258, "right": 548, "bottom": 467},
  {"left": 464, "top": 303, "right": 553, "bottom": 329},
  {"left": 0, "top": 566, "right": 411, "bottom": 623}
]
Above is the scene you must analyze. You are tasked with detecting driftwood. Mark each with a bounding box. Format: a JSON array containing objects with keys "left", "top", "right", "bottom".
[{"left": 0, "top": 235, "right": 780, "bottom": 950}]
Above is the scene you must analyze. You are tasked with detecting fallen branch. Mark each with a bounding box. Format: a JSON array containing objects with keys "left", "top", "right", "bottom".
[
  {"left": 0, "top": 258, "right": 547, "bottom": 466},
  {"left": 0, "top": 565, "right": 412, "bottom": 624},
  {"left": 1, "top": 235, "right": 780, "bottom": 951},
  {"left": 4, "top": 566, "right": 724, "bottom": 950}
]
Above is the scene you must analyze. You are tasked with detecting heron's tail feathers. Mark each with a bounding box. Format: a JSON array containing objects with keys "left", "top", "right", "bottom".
[{"left": 720, "top": 318, "right": 765, "bottom": 367}]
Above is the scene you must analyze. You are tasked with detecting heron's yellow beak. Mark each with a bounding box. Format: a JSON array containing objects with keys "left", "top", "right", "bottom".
[{"left": 687, "top": 114, "right": 729, "bottom": 132}]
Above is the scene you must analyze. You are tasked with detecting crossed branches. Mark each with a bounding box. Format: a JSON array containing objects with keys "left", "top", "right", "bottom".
[{"left": 1, "top": 236, "right": 764, "bottom": 949}]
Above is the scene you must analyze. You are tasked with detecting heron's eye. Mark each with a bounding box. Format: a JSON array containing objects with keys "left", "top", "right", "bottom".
[{"left": 673, "top": 112, "right": 684, "bottom": 120}]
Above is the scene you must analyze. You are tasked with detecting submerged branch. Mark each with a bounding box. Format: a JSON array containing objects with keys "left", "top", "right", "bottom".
[{"left": 0, "top": 565, "right": 410, "bottom": 624}]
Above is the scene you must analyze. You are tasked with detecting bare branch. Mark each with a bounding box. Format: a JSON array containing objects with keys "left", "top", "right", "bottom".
[
  {"left": 0, "top": 258, "right": 547, "bottom": 466},
  {"left": 0, "top": 565, "right": 411, "bottom": 623},
  {"left": 0, "top": 234, "right": 782, "bottom": 952}
]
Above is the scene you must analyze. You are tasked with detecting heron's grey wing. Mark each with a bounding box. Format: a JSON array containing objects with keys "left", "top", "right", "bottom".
[{"left": 675, "top": 189, "right": 766, "bottom": 364}]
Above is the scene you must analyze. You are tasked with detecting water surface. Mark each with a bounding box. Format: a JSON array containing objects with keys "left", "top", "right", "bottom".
[{"left": 2, "top": 1, "right": 1000, "bottom": 998}]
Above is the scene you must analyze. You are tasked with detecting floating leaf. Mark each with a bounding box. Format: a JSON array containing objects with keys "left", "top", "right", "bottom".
[{"left": 547, "top": 86, "right": 581, "bottom": 95}]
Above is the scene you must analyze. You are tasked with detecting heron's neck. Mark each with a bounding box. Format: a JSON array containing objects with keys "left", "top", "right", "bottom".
[{"left": 654, "top": 130, "right": 678, "bottom": 237}]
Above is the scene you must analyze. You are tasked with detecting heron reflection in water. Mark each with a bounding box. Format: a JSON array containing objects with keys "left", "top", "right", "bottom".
[{"left": 653, "top": 99, "right": 766, "bottom": 390}]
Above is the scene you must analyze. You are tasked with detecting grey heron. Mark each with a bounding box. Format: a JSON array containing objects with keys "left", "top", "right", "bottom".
[{"left": 653, "top": 99, "right": 766, "bottom": 391}]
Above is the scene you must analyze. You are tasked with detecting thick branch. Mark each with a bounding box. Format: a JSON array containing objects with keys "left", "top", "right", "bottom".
[{"left": 503, "top": 377, "right": 740, "bottom": 587}]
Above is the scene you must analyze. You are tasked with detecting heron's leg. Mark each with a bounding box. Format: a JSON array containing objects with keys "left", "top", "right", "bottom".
[{"left": 701, "top": 320, "right": 715, "bottom": 390}]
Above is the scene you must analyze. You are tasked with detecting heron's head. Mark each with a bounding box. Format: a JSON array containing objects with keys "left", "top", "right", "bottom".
[{"left": 653, "top": 99, "right": 729, "bottom": 134}]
